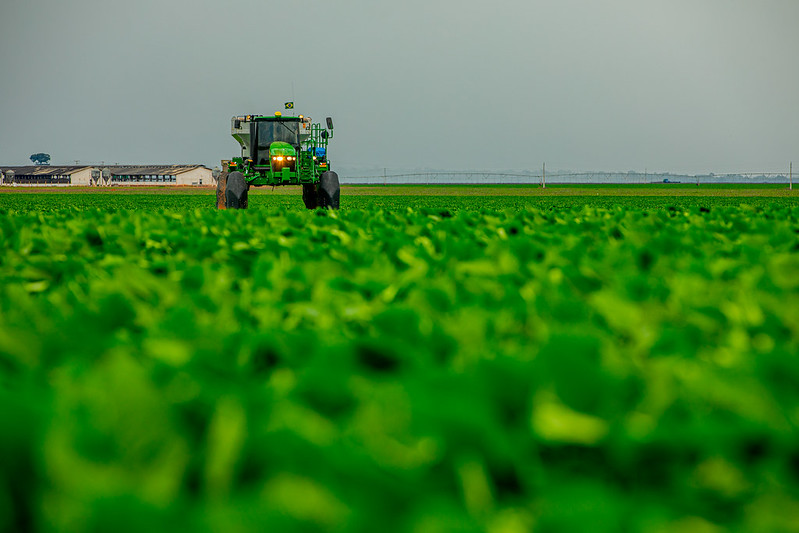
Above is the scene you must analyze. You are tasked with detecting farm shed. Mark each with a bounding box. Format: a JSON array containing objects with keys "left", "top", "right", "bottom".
[
  {"left": 0, "top": 165, "right": 214, "bottom": 186},
  {"left": 0, "top": 166, "right": 93, "bottom": 186},
  {"left": 104, "top": 165, "right": 213, "bottom": 186}
]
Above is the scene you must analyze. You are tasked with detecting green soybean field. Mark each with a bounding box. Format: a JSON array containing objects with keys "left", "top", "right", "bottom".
[{"left": 1, "top": 187, "right": 798, "bottom": 532}]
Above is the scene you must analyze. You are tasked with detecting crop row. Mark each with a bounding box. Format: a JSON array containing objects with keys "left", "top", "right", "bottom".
[
  {"left": 0, "top": 204, "right": 798, "bottom": 531},
  {"left": 0, "top": 191, "right": 795, "bottom": 212}
]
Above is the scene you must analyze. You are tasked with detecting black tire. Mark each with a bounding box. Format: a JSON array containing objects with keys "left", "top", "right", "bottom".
[
  {"left": 225, "top": 171, "right": 248, "bottom": 209},
  {"left": 302, "top": 183, "right": 318, "bottom": 209},
  {"left": 318, "top": 171, "right": 340, "bottom": 209}
]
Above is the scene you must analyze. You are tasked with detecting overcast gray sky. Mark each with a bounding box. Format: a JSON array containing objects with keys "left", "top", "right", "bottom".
[{"left": 1, "top": 0, "right": 797, "bottom": 174}]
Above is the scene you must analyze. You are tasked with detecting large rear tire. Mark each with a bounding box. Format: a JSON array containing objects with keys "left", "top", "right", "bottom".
[
  {"left": 302, "top": 183, "right": 318, "bottom": 209},
  {"left": 225, "top": 171, "right": 248, "bottom": 209},
  {"left": 318, "top": 171, "right": 340, "bottom": 209},
  {"left": 215, "top": 170, "right": 229, "bottom": 209}
]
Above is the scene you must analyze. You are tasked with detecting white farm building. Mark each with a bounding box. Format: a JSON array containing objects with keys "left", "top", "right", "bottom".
[{"left": 0, "top": 165, "right": 214, "bottom": 186}]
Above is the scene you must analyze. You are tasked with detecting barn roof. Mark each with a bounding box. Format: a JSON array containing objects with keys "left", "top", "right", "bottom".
[
  {"left": 0, "top": 166, "right": 91, "bottom": 176},
  {"left": 1, "top": 165, "right": 209, "bottom": 176},
  {"left": 106, "top": 165, "right": 208, "bottom": 176}
]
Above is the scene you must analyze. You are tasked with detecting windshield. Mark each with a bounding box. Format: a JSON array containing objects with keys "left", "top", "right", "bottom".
[{"left": 257, "top": 121, "right": 299, "bottom": 147}]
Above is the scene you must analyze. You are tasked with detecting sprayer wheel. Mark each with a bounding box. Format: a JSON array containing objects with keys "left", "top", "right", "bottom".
[
  {"left": 302, "top": 183, "right": 319, "bottom": 209},
  {"left": 318, "top": 171, "right": 340, "bottom": 209},
  {"left": 225, "top": 172, "right": 249, "bottom": 209}
]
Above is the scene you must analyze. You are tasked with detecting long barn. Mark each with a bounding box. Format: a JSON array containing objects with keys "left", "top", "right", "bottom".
[{"left": 0, "top": 165, "right": 214, "bottom": 186}]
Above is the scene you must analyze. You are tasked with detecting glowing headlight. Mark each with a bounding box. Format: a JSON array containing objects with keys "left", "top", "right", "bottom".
[{"left": 276, "top": 156, "right": 284, "bottom": 161}]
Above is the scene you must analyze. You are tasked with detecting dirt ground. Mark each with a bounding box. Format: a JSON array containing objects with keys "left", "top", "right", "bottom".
[{"left": 0, "top": 184, "right": 796, "bottom": 197}]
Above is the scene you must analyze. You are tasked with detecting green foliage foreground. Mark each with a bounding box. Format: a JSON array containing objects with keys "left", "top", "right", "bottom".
[{"left": 1, "top": 202, "right": 799, "bottom": 532}]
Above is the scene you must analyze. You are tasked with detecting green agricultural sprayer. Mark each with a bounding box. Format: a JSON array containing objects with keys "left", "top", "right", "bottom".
[{"left": 216, "top": 110, "right": 338, "bottom": 209}]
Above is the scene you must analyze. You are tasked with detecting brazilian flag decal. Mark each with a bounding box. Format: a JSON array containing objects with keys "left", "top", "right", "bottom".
[{"left": 284, "top": 102, "right": 294, "bottom": 109}]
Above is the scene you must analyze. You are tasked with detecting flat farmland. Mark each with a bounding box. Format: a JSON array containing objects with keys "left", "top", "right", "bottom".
[
  {"left": 1, "top": 186, "right": 798, "bottom": 532},
  {"left": 0, "top": 183, "right": 797, "bottom": 212},
  {"left": 1, "top": 183, "right": 795, "bottom": 196}
]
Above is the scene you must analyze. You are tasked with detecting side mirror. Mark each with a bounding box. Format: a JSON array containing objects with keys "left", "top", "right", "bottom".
[{"left": 326, "top": 117, "right": 334, "bottom": 130}]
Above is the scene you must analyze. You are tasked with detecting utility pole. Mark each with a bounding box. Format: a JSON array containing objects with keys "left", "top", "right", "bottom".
[
  {"left": 384, "top": 167, "right": 387, "bottom": 187},
  {"left": 790, "top": 162, "right": 793, "bottom": 190},
  {"left": 542, "top": 162, "right": 546, "bottom": 189}
]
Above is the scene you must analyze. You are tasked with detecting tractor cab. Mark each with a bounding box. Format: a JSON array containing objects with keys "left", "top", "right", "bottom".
[{"left": 251, "top": 116, "right": 301, "bottom": 167}]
